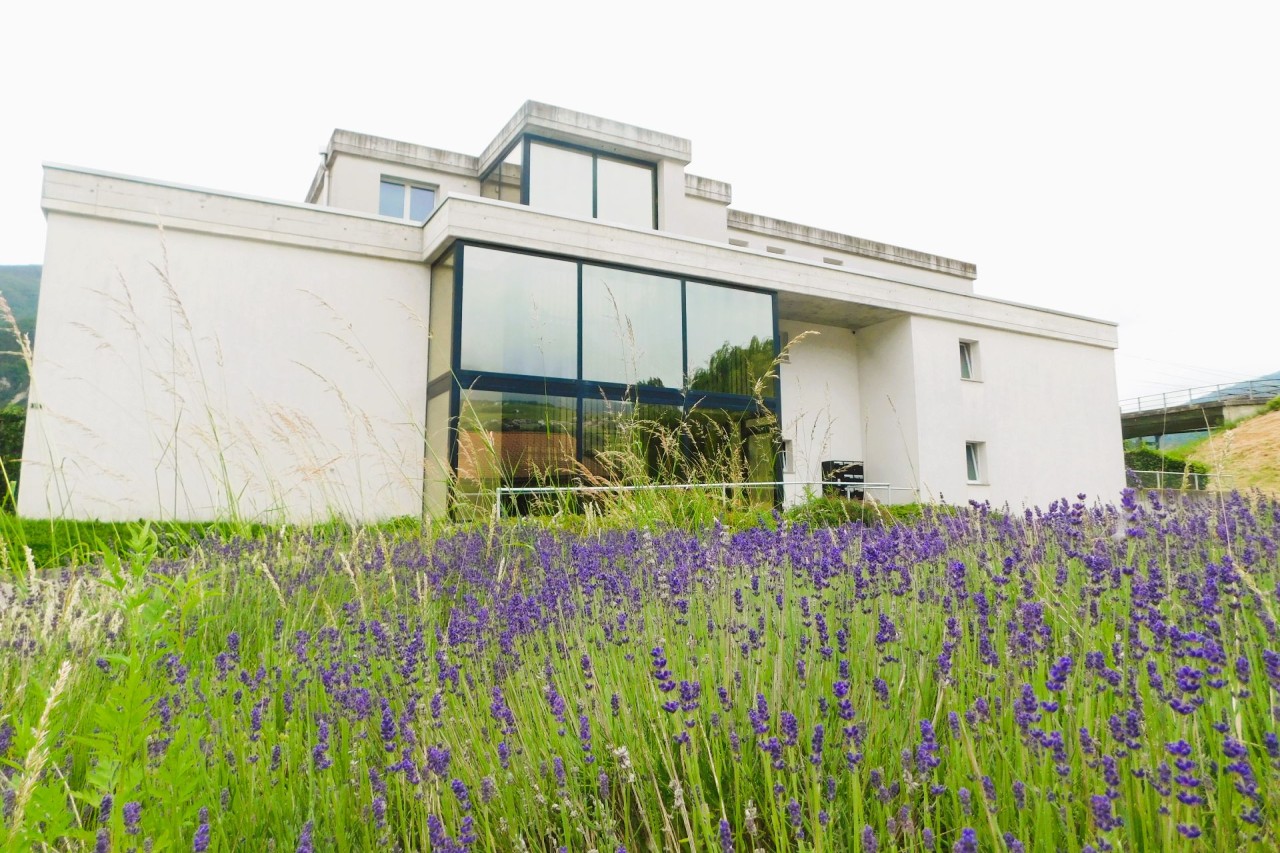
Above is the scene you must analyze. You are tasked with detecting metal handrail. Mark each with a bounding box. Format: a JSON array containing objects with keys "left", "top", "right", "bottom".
[
  {"left": 492, "top": 480, "right": 904, "bottom": 520},
  {"left": 1126, "top": 469, "right": 1232, "bottom": 491},
  {"left": 1119, "top": 379, "right": 1279, "bottom": 414}
]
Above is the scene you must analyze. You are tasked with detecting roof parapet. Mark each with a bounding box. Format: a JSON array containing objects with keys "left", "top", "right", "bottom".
[
  {"left": 685, "top": 173, "right": 731, "bottom": 204},
  {"left": 727, "top": 210, "right": 977, "bottom": 279},
  {"left": 327, "top": 130, "right": 479, "bottom": 176}
]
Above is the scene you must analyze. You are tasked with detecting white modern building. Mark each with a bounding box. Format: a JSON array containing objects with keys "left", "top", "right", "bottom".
[{"left": 20, "top": 101, "right": 1124, "bottom": 522}]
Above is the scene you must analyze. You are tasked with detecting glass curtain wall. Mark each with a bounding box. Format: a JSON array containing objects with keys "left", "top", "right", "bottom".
[
  {"left": 481, "top": 136, "right": 657, "bottom": 229},
  {"left": 445, "top": 243, "right": 778, "bottom": 513}
]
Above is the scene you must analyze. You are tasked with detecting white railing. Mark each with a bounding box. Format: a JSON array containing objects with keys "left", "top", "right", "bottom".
[
  {"left": 1120, "top": 380, "right": 1279, "bottom": 414},
  {"left": 491, "top": 480, "right": 905, "bottom": 520},
  {"left": 1126, "top": 470, "right": 1232, "bottom": 491}
]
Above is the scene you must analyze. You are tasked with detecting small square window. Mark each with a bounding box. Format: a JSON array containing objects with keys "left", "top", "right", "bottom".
[
  {"left": 959, "top": 340, "right": 980, "bottom": 380},
  {"left": 379, "top": 179, "right": 436, "bottom": 222},
  {"left": 965, "top": 441, "right": 984, "bottom": 483}
]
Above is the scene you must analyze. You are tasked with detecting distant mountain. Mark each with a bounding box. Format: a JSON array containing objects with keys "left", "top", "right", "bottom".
[{"left": 0, "top": 265, "right": 40, "bottom": 406}]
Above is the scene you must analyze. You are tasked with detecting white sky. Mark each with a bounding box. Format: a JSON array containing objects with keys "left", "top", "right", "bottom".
[{"left": 3, "top": 0, "right": 1277, "bottom": 400}]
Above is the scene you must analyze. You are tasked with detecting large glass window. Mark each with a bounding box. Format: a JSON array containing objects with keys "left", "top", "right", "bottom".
[
  {"left": 685, "top": 282, "right": 776, "bottom": 397},
  {"left": 460, "top": 247, "right": 577, "bottom": 379},
  {"left": 582, "top": 265, "right": 682, "bottom": 388},
  {"left": 444, "top": 244, "right": 779, "bottom": 514},
  {"left": 528, "top": 142, "right": 594, "bottom": 219}
]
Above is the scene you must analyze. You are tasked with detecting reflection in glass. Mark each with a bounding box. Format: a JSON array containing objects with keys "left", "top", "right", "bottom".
[
  {"left": 460, "top": 247, "right": 577, "bottom": 379},
  {"left": 686, "top": 408, "right": 778, "bottom": 505},
  {"left": 581, "top": 398, "right": 683, "bottom": 482},
  {"left": 596, "top": 157, "right": 654, "bottom": 229},
  {"left": 379, "top": 181, "right": 405, "bottom": 217},
  {"left": 455, "top": 390, "right": 578, "bottom": 510},
  {"left": 528, "top": 142, "right": 593, "bottom": 219},
  {"left": 685, "top": 282, "right": 776, "bottom": 397},
  {"left": 582, "top": 265, "right": 682, "bottom": 388},
  {"left": 428, "top": 249, "right": 454, "bottom": 382}
]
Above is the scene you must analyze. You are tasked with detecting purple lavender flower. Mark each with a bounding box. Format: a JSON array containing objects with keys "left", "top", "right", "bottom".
[
  {"left": 427, "top": 744, "right": 451, "bottom": 778},
  {"left": 953, "top": 827, "right": 977, "bottom": 853},
  {"left": 917, "top": 720, "right": 941, "bottom": 772},
  {"left": 296, "top": 821, "right": 314, "bottom": 853},
  {"left": 94, "top": 828, "right": 109, "bottom": 853},
  {"left": 780, "top": 711, "right": 799, "bottom": 746},
  {"left": 451, "top": 778, "right": 472, "bottom": 811},
  {"left": 99, "top": 794, "right": 113, "bottom": 824},
  {"left": 1091, "top": 794, "right": 1122, "bottom": 831},
  {"left": 719, "top": 818, "right": 734, "bottom": 852},
  {"left": 123, "top": 801, "right": 141, "bottom": 835},
  {"left": 312, "top": 720, "right": 332, "bottom": 771},
  {"left": 193, "top": 807, "right": 210, "bottom": 852},
  {"left": 861, "top": 824, "right": 878, "bottom": 852}
]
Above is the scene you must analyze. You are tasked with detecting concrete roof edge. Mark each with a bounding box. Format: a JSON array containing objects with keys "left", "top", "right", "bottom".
[
  {"left": 328, "top": 129, "right": 479, "bottom": 176},
  {"left": 727, "top": 210, "right": 978, "bottom": 279},
  {"left": 685, "top": 173, "right": 731, "bottom": 203}
]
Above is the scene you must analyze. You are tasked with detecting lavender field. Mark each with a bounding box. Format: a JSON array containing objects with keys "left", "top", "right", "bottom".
[{"left": 2, "top": 491, "right": 1279, "bottom": 851}]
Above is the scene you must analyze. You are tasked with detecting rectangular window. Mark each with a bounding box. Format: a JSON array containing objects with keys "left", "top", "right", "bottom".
[
  {"left": 459, "top": 247, "right": 578, "bottom": 379},
  {"left": 959, "top": 340, "right": 979, "bottom": 380},
  {"left": 455, "top": 389, "right": 578, "bottom": 511},
  {"left": 582, "top": 265, "right": 682, "bottom": 388},
  {"left": 525, "top": 138, "right": 656, "bottom": 229},
  {"left": 686, "top": 281, "right": 777, "bottom": 398},
  {"left": 965, "top": 442, "right": 984, "bottom": 483},
  {"left": 379, "top": 179, "right": 436, "bottom": 221},
  {"left": 528, "top": 142, "right": 594, "bottom": 219}
]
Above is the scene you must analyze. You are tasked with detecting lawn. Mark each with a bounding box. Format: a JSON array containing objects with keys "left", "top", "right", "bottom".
[{"left": 1, "top": 490, "right": 1277, "bottom": 851}]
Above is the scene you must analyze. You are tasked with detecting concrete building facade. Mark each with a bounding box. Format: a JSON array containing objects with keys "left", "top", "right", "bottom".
[{"left": 20, "top": 101, "right": 1124, "bottom": 522}]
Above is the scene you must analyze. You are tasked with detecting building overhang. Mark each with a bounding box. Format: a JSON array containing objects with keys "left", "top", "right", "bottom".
[
  {"left": 40, "top": 165, "right": 1118, "bottom": 350},
  {"left": 423, "top": 195, "right": 1118, "bottom": 348},
  {"left": 478, "top": 100, "right": 693, "bottom": 175}
]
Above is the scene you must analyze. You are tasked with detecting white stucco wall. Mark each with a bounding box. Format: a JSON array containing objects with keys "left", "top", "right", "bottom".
[
  {"left": 20, "top": 210, "right": 431, "bottom": 522},
  {"left": 778, "top": 319, "right": 863, "bottom": 503},
  {"left": 907, "top": 315, "right": 1124, "bottom": 510},
  {"left": 853, "top": 317, "right": 922, "bottom": 504}
]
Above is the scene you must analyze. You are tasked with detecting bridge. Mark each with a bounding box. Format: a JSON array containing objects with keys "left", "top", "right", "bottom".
[{"left": 1120, "top": 379, "right": 1279, "bottom": 440}]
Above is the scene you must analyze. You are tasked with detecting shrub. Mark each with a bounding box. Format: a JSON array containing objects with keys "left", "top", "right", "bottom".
[
  {"left": 0, "top": 404, "right": 24, "bottom": 510},
  {"left": 1123, "top": 445, "right": 1210, "bottom": 489}
]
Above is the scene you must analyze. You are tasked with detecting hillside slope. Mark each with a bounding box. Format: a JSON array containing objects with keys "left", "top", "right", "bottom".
[
  {"left": 1186, "top": 408, "right": 1280, "bottom": 496},
  {"left": 0, "top": 265, "right": 39, "bottom": 405}
]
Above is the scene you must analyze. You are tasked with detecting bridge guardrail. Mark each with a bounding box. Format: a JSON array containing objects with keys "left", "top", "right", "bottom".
[{"left": 1119, "top": 379, "right": 1280, "bottom": 414}]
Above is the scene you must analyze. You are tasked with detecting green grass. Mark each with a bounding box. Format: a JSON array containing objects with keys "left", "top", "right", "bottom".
[{"left": 1, "top": 493, "right": 1276, "bottom": 850}]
